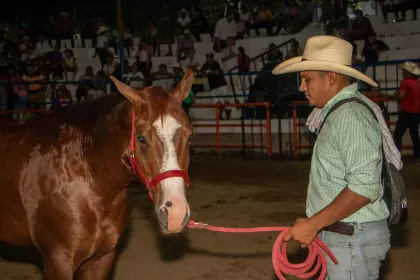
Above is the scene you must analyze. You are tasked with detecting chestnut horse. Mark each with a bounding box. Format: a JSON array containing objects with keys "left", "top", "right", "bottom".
[{"left": 0, "top": 70, "right": 194, "bottom": 279}]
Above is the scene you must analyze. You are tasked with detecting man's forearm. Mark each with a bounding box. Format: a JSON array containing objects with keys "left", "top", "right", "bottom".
[{"left": 309, "top": 187, "right": 370, "bottom": 231}]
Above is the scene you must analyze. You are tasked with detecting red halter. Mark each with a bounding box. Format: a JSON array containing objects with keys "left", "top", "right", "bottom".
[{"left": 129, "top": 111, "right": 190, "bottom": 204}]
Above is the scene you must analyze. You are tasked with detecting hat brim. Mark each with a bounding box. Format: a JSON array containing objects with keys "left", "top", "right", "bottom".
[
  {"left": 272, "top": 56, "right": 378, "bottom": 87},
  {"left": 399, "top": 63, "right": 420, "bottom": 76}
]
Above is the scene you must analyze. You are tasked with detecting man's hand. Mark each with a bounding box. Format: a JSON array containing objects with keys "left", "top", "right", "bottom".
[{"left": 283, "top": 218, "right": 320, "bottom": 248}]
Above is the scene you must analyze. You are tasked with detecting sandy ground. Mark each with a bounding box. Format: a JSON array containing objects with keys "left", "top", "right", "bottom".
[{"left": 0, "top": 155, "right": 419, "bottom": 280}]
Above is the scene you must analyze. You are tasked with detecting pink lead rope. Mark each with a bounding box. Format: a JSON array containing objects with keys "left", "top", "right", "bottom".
[{"left": 188, "top": 221, "right": 338, "bottom": 280}]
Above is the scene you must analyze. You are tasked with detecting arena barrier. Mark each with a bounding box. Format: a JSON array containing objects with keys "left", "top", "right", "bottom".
[
  {"left": 191, "top": 102, "right": 272, "bottom": 157},
  {"left": 291, "top": 97, "right": 414, "bottom": 158}
]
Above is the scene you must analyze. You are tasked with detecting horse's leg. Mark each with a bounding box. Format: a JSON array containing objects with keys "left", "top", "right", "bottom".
[
  {"left": 42, "top": 253, "right": 75, "bottom": 280},
  {"left": 75, "top": 250, "right": 117, "bottom": 280}
]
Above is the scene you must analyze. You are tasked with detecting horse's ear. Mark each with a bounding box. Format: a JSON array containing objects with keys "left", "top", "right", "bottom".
[
  {"left": 109, "top": 75, "right": 143, "bottom": 104},
  {"left": 172, "top": 69, "right": 194, "bottom": 102}
]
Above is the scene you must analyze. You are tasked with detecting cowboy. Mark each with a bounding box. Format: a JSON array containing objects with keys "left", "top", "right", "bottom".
[
  {"left": 393, "top": 61, "right": 420, "bottom": 160},
  {"left": 272, "top": 35, "right": 402, "bottom": 279}
]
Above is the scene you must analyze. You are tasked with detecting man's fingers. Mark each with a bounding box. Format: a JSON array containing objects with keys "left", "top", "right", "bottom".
[{"left": 283, "top": 231, "right": 292, "bottom": 242}]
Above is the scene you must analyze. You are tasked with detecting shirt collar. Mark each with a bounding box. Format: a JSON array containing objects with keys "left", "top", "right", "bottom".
[{"left": 322, "top": 83, "right": 359, "bottom": 119}]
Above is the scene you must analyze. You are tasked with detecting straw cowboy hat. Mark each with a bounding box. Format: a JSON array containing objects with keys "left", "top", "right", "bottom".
[
  {"left": 272, "top": 35, "right": 378, "bottom": 87},
  {"left": 96, "top": 26, "right": 110, "bottom": 35},
  {"left": 399, "top": 61, "right": 420, "bottom": 76}
]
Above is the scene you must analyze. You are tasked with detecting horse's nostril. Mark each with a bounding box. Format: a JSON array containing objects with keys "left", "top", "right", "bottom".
[{"left": 165, "top": 201, "right": 172, "bottom": 208}]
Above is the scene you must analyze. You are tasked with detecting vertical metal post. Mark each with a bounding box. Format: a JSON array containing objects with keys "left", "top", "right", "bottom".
[{"left": 241, "top": 106, "right": 246, "bottom": 158}]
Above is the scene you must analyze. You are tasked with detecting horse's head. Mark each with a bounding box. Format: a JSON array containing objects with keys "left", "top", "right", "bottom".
[{"left": 110, "top": 71, "right": 193, "bottom": 234}]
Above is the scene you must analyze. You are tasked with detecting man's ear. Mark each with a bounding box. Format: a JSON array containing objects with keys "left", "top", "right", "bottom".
[{"left": 171, "top": 69, "right": 194, "bottom": 102}]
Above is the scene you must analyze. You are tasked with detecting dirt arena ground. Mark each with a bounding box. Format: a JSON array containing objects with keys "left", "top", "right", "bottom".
[{"left": 0, "top": 155, "right": 419, "bottom": 280}]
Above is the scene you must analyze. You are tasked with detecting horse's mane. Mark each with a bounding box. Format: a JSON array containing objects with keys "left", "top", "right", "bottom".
[{"left": 3, "top": 93, "right": 127, "bottom": 138}]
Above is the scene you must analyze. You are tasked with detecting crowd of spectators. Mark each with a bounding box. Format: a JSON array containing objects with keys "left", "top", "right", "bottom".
[{"left": 1, "top": 1, "right": 415, "bottom": 121}]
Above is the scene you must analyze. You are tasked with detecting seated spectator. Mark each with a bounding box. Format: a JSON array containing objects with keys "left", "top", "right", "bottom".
[
  {"left": 221, "top": 37, "right": 237, "bottom": 63},
  {"left": 200, "top": 53, "right": 231, "bottom": 120},
  {"left": 237, "top": 47, "right": 251, "bottom": 73},
  {"left": 182, "top": 88, "right": 195, "bottom": 121},
  {"left": 63, "top": 49, "right": 78, "bottom": 81},
  {"left": 239, "top": 6, "right": 252, "bottom": 37},
  {"left": 254, "top": 2, "right": 274, "bottom": 36},
  {"left": 266, "top": 43, "right": 283, "bottom": 63},
  {"left": 235, "top": 14, "right": 246, "bottom": 39},
  {"left": 171, "top": 63, "right": 185, "bottom": 80},
  {"left": 85, "top": 82, "right": 101, "bottom": 100},
  {"left": 150, "top": 64, "right": 174, "bottom": 80},
  {"left": 123, "top": 28, "right": 134, "bottom": 56},
  {"left": 135, "top": 40, "right": 153, "bottom": 77},
  {"left": 213, "top": 10, "right": 236, "bottom": 53},
  {"left": 76, "top": 66, "right": 96, "bottom": 102},
  {"left": 34, "top": 33, "right": 52, "bottom": 57},
  {"left": 22, "top": 63, "right": 46, "bottom": 113},
  {"left": 177, "top": 29, "right": 196, "bottom": 64},
  {"left": 127, "top": 66, "right": 145, "bottom": 89},
  {"left": 57, "top": 84, "right": 72, "bottom": 107},
  {"left": 188, "top": 64, "right": 204, "bottom": 94},
  {"left": 11, "top": 71, "right": 27, "bottom": 121},
  {"left": 103, "top": 55, "right": 117, "bottom": 76},
  {"left": 21, "top": 46, "right": 36, "bottom": 63},
  {"left": 350, "top": 9, "right": 375, "bottom": 41},
  {"left": 19, "top": 36, "right": 33, "bottom": 53},
  {"left": 95, "top": 70, "right": 107, "bottom": 94},
  {"left": 44, "top": 44, "right": 64, "bottom": 80}
]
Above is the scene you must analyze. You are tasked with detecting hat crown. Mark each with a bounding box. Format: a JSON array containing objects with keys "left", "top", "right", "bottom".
[{"left": 302, "top": 36, "right": 353, "bottom": 66}]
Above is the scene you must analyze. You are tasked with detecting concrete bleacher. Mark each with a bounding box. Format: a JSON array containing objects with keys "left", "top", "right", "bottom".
[{"left": 52, "top": 4, "right": 420, "bottom": 124}]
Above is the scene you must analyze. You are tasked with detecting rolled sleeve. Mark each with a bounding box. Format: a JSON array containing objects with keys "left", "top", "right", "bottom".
[{"left": 333, "top": 107, "right": 382, "bottom": 202}]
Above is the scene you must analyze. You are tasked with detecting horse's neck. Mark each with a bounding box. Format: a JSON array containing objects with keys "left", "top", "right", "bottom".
[{"left": 89, "top": 100, "right": 134, "bottom": 201}]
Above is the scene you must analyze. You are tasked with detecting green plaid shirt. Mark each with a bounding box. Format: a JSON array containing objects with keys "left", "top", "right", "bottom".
[{"left": 306, "top": 83, "right": 389, "bottom": 223}]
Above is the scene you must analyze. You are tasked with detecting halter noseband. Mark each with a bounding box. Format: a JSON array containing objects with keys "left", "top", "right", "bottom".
[{"left": 129, "top": 111, "right": 190, "bottom": 204}]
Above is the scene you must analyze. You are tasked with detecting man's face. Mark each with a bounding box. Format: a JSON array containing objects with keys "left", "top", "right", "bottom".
[
  {"left": 368, "top": 36, "right": 376, "bottom": 44},
  {"left": 299, "top": 71, "right": 331, "bottom": 108},
  {"left": 206, "top": 55, "right": 213, "bottom": 63},
  {"left": 159, "top": 66, "right": 167, "bottom": 73},
  {"left": 227, "top": 13, "right": 234, "bottom": 22}
]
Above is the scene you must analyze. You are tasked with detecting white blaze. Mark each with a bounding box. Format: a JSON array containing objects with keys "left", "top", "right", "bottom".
[{"left": 153, "top": 115, "right": 185, "bottom": 200}]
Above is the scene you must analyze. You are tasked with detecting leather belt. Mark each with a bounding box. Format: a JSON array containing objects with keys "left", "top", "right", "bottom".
[{"left": 323, "top": 222, "right": 355, "bottom": 236}]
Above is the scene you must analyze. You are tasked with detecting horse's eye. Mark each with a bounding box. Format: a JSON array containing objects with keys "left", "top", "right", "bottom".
[{"left": 137, "top": 135, "right": 146, "bottom": 144}]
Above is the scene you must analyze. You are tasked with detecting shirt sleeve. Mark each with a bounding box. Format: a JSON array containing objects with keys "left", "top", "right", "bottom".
[{"left": 333, "top": 106, "right": 382, "bottom": 202}]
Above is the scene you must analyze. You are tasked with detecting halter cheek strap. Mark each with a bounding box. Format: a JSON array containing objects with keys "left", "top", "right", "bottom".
[{"left": 128, "top": 111, "right": 190, "bottom": 204}]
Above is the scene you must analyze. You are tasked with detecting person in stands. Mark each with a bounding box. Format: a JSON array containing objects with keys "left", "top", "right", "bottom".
[{"left": 393, "top": 61, "right": 420, "bottom": 160}]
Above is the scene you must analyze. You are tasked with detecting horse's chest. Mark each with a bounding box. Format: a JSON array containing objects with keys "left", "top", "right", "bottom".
[{"left": 93, "top": 190, "right": 130, "bottom": 255}]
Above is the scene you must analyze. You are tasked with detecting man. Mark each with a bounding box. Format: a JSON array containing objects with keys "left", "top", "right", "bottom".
[
  {"left": 393, "top": 61, "right": 420, "bottom": 160},
  {"left": 177, "top": 29, "right": 196, "bottom": 64},
  {"left": 272, "top": 36, "right": 401, "bottom": 279},
  {"left": 213, "top": 10, "right": 236, "bottom": 53}
]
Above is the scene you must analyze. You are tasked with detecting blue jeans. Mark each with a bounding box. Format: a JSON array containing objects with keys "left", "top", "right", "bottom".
[{"left": 319, "top": 219, "right": 390, "bottom": 280}]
